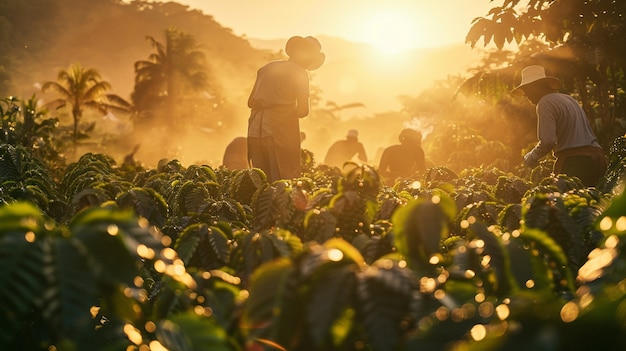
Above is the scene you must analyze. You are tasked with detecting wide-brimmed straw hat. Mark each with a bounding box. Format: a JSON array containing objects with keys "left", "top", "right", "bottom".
[
  {"left": 511, "top": 65, "right": 561, "bottom": 95},
  {"left": 285, "top": 36, "right": 325, "bottom": 70}
]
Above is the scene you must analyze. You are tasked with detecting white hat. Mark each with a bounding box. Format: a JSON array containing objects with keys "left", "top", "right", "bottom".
[{"left": 511, "top": 65, "right": 561, "bottom": 95}]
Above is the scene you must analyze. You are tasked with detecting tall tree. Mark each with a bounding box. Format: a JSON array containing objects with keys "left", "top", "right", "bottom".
[
  {"left": 41, "top": 63, "right": 127, "bottom": 146},
  {"left": 132, "top": 27, "right": 210, "bottom": 129}
]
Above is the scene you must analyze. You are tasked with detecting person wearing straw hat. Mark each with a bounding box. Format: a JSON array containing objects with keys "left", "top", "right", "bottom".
[
  {"left": 246, "top": 36, "right": 325, "bottom": 182},
  {"left": 512, "top": 65, "right": 606, "bottom": 186}
]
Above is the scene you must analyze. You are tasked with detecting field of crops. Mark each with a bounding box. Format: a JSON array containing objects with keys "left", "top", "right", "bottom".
[{"left": 1, "top": 139, "right": 626, "bottom": 351}]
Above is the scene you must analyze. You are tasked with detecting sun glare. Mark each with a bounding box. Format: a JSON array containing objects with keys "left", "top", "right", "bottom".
[{"left": 361, "top": 11, "right": 421, "bottom": 54}]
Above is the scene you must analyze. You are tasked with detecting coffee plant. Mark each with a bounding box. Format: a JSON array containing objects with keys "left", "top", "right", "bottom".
[{"left": 1, "top": 132, "right": 626, "bottom": 350}]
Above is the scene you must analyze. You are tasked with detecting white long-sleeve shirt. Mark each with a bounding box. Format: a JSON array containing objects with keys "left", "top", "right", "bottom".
[{"left": 524, "top": 92, "right": 600, "bottom": 165}]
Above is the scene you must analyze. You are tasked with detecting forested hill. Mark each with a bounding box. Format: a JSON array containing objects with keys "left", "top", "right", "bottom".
[{"left": 0, "top": 0, "right": 269, "bottom": 102}]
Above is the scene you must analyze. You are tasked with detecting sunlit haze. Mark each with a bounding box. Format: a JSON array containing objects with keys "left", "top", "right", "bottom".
[
  {"left": 174, "top": 0, "right": 495, "bottom": 51},
  {"left": 34, "top": 1, "right": 504, "bottom": 167}
]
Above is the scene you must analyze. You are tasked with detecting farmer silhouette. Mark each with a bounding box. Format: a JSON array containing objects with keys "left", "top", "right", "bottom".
[
  {"left": 222, "top": 136, "right": 249, "bottom": 170},
  {"left": 378, "top": 128, "right": 426, "bottom": 182},
  {"left": 246, "top": 36, "right": 325, "bottom": 181},
  {"left": 323, "top": 129, "right": 368, "bottom": 168}
]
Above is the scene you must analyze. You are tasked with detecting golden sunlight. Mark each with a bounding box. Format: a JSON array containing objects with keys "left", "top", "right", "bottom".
[{"left": 360, "top": 10, "right": 422, "bottom": 54}]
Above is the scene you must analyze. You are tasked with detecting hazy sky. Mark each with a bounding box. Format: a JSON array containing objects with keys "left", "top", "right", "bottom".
[{"left": 175, "top": 0, "right": 498, "bottom": 51}]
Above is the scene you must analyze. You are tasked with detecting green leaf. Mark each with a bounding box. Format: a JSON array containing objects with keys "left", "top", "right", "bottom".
[
  {"left": 175, "top": 223, "right": 231, "bottom": 270},
  {"left": 517, "top": 228, "right": 576, "bottom": 293},
  {"left": 174, "top": 180, "right": 212, "bottom": 215},
  {"left": 274, "top": 228, "right": 303, "bottom": 257},
  {"left": 42, "top": 238, "right": 98, "bottom": 341},
  {"left": 467, "top": 222, "right": 519, "bottom": 296},
  {"left": 303, "top": 208, "right": 338, "bottom": 243},
  {"left": 523, "top": 194, "right": 585, "bottom": 273},
  {"left": 183, "top": 164, "right": 217, "bottom": 183},
  {"left": 251, "top": 184, "right": 273, "bottom": 231},
  {"left": 498, "top": 203, "right": 523, "bottom": 232},
  {"left": 307, "top": 265, "right": 356, "bottom": 348},
  {"left": 0, "top": 144, "right": 23, "bottom": 181},
  {"left": 356, "top": 259, "right": 417, "bottom": 351},
  {"left": 116, "top": 187, "right": 169, "bottom": 227},
  {"left": 241, "top": 258, "right": 298, "bottom": 349},
  {"left": 157, "top": 312, "right": 233, "bottom": 351},
  {"left": 323, "top": 238, "right": 366, "bottom": 265},
  {"left": 392, "top": 193, "right": 456, "bottom": 270},
  {"left": 230, "top": 168, "right": 267, "bottom": 206},
  {"left": 600, "top": 186, "right": 626, "bottom": 219},
  {"left": 0, "top": 201, "right": 45, "bottom": 232},
  {"left": 0, "top": 234, "right": 48, "bottom": 344},
  {"left": 175, "top": 225, "right": 203, "bottom": 265},
  {"left": 233, "top": 230, "right": 291, "bottom": 284},
  {"left": 193, "top": 270, "right": 242, "bottom": 328},
  {"left": 69, "top": 207, "right": 163, "bottom": 286}
]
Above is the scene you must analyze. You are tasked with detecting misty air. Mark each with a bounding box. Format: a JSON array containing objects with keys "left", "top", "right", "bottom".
[{"left": 1, "top": 1, "right": 626, "bottom": 350}]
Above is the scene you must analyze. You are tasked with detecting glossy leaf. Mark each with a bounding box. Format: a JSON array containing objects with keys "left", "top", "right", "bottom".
[
  {"left": 392, "top": 193, "right": 456, "bottom": 270},
  {"left": 157, "top": 312, "right": 233, "bottom": 351}
]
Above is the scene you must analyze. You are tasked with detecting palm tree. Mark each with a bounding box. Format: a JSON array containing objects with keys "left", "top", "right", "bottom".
[
  {"left": 41, "top": 63, "right": 128, "bottom": 145},
  {"left": 132, "top": 27, "right": 210, "bottom": 129}
]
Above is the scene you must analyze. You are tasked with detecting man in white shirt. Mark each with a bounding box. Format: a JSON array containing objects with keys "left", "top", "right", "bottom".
[{"left": 512, "top": 65, "right": 606, "bottom": 186}]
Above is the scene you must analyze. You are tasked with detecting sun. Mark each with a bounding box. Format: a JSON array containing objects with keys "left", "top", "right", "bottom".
[{"left": 360, "top": 10, "right": 422, "bottom": 54}]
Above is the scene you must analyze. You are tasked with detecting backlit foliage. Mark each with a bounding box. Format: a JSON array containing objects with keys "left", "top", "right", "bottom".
[{"left": 0, "top": 141, "right": 625, "bottom": 350}]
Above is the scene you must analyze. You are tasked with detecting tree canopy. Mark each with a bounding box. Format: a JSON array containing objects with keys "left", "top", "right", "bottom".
[{"left": 463, "top": 0, "right": 626, "bottom": 146}]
